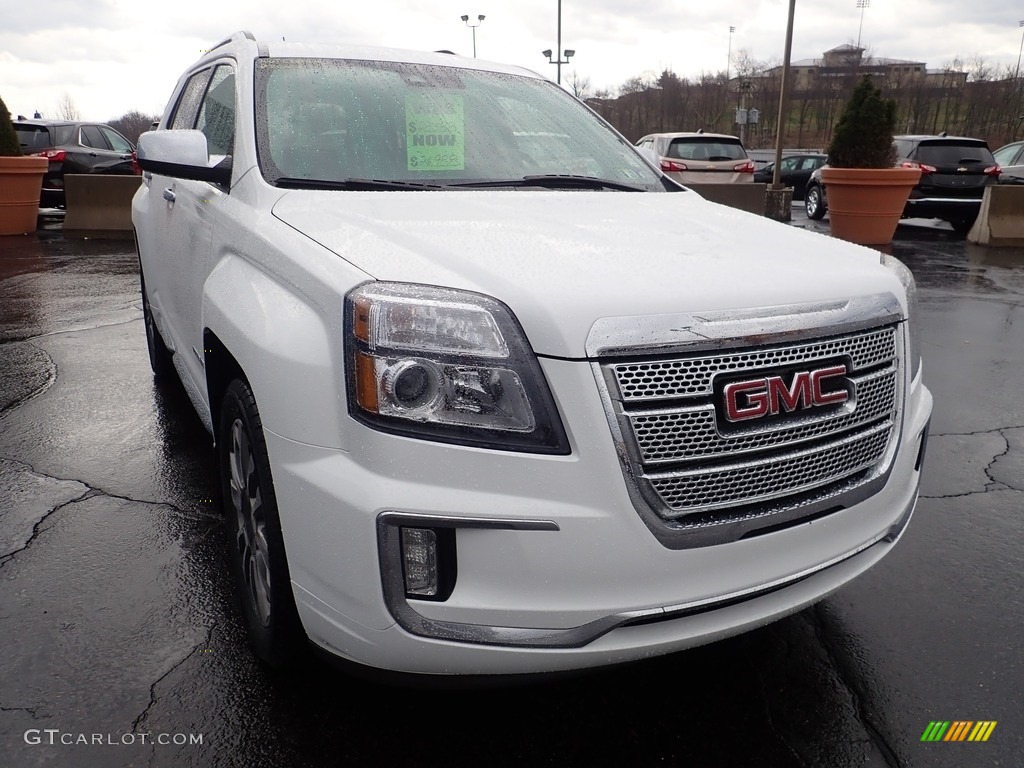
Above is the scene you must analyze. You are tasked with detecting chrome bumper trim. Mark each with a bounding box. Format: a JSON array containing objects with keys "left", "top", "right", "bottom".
[{"left": 376, "top": 489, "right": 918, "bottom": 648}]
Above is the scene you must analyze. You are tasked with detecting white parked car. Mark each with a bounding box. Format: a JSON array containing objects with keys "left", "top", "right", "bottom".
[{"left": 133, "top": 31, "right": 932, "bottom": 677}]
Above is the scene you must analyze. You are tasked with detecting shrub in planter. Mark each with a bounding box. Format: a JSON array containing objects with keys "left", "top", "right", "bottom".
[
  {"left": 0, "top": 95, "right": 48, "bottom": 235},
  {"left": 821, "top": 76, "right": 920, "bottom": 245},
  {"left": 827, "top": 75, "right": 898, "bottom": 169}
]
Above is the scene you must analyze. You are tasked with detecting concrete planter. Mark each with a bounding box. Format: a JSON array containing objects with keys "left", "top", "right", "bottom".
[
  {"left": 821, "top": 166, "right": 921, "bottom": 246},
  {"left": 0, "top": 155, "right": 48, "bottom": 235}
]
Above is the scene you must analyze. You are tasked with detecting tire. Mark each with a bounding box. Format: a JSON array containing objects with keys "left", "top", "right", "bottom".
[
  {"left": 805, "top": 183, "right": 826, "bottom": 220},
  {"left": 140, "top": 272, "right": 174, "bottom": 381},
  {"left": 219, "top": 378, "right": 305, "bottom": 668}
]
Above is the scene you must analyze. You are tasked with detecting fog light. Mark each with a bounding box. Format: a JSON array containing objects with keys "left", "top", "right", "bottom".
[{"left": 401, "top": 527, "right": 439, "bottom": 597}]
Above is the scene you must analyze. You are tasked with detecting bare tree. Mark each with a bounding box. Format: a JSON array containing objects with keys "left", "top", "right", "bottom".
[
  {"left": 565, "top": 71, "right": 592, "bottom": 101},
  {"left": 57, "top": 93, "right": 80, "bottom": 120},
  {"left": 107, "top": 110, "right": 161, "bottom": 145}
]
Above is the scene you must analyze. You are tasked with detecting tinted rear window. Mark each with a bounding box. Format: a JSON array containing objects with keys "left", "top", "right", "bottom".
[
  {"left": 667, "top": 137, "right": 746, "bottom": 162},
  {"left": 915, "top": 141, "right": 993, "bottom": 166},
  {"left": 14, "top": 125, "right": 50, "bottom": 151}
]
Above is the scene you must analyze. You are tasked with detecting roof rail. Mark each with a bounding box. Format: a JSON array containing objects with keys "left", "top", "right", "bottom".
[{"left": 208, "top": 30, "right": 256, "bottom": 53}]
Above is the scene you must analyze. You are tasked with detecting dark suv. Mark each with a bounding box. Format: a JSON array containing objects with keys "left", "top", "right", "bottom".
[
  {"left": 803, "top": 134, "right": 1000, "bottom": 234},
  {"left": 894, "top": 134, "right": 1000, "bottom": 232},
  {"left": 13, "top": 119, "right": 137, "bottom": 207}
]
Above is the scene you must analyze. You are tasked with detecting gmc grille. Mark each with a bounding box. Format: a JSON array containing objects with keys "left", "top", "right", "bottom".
[{"left": 599, "top": 325, "right": 901, "bottom": 533}]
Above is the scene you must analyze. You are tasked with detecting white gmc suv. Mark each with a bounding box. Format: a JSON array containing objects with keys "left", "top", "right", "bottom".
[{"left": 132, "top": 31, "right": 932, "bottom": 676}]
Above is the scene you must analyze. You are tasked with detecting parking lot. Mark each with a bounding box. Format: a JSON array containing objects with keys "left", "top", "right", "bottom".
[{"left": 0, "top": 209, "right": 1022, "bottom": 767}]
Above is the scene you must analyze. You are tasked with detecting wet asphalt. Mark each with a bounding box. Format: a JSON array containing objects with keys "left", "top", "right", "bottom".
[{"left": 0, "top": 211, "right": 1021, "bottom": 768}]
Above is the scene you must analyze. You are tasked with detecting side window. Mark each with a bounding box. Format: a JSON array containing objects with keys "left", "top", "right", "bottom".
[
  {"left": 81, "top": 125, "right": 111, "bottom": 150},
  {"left": 170, "top": 70, "right": 212, "bottom": 130},
  {"left": 195, "top": 65, "right": 236, "bottom": 156},
  {"left": 101, "top": 127, "right": 133, "bottom": 153},
  {"left": 780, "top": 157, "right": 798, "bottom": 172},
  {"left": 993, "top": 144, "right": 1021, "bottom": 166}
]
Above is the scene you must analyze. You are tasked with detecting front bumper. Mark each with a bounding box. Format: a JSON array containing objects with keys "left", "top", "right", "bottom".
[{"left": 264, "top": 359, "right": 932, "bottom": 675}]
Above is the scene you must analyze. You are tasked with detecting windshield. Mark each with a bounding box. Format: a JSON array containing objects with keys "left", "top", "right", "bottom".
[{"left": 255, "top": 58, "right": 663, "bottom": 190}]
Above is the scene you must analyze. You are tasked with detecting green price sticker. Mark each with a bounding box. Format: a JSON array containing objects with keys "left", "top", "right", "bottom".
[{"left": 406, "top": 94, "right": 465, "bottom": 171}]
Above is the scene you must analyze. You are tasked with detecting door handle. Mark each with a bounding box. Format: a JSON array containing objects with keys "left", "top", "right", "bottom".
[{"left": 162, "top": 187, "right": 176, "bottom": 203}]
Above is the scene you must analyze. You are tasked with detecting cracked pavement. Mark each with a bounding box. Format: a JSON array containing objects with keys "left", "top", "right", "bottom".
[{"left": 1, "top": 223, "right": 1022, "bottom": 767}]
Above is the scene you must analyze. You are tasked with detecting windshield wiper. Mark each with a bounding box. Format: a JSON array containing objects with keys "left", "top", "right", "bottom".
[
  {"left": 451, "top": 175, "right": 645, "bottom": 192},
  {"left": 274, "top": 177, "right": 447, "bottom": 191}
]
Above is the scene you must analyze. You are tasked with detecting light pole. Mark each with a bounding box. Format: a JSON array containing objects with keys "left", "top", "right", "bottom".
[
  {"left": 542, "top": 0, "right": 574, "bottom": 85},
  {"left": 856, "top": 0, "right": 869, "bottom": 49},
  {"left": 727, "top": 25, "right": 735, "bottom": 83},
  {"left": 460, "top": 14, "right": 485, "bottom": 58},
  {"left": 542, "top": 48, "right": 575, "bottom": 85},
  {"left": 1016, "top": 20, "right": 1024, "bottom": 80}
]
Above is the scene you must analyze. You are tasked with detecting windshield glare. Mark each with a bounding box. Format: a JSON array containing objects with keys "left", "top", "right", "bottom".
[{"left": 255, "top": 58, "right": 662, "bottom": 190}]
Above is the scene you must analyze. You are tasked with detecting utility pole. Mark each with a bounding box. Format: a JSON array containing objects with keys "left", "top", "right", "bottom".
[{"left": 764, "top": 0, "right": 797, "bottom": 222}]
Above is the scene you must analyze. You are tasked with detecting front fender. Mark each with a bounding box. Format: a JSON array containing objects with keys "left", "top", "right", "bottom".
[{"left": 203, "top": 254, "right": 346, "bottom": 450}]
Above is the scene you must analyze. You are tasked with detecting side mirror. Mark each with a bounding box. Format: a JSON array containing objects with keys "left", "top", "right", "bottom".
[{"left": 136, "top": 130, "right": 232, "bottom": 185}]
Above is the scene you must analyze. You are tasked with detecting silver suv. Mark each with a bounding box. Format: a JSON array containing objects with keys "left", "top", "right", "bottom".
[{"left": 635, "top": 131, "right": 755, "bottom": 184}]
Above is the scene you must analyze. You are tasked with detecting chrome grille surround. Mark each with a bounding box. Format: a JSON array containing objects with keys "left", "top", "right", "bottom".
[
  {"left": 614, "top": 327, "right": 895, "bottom": 402},
  {"left": 589, "top": 294, "right": 906, "bottom": 549}
]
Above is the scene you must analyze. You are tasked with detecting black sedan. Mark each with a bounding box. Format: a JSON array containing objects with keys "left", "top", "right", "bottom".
[
  {"left": 753, "top": 153, "right": 827, "bottom": 199},
  {"left": 13, "top": 119, "right": 137, "bottom": 207}
]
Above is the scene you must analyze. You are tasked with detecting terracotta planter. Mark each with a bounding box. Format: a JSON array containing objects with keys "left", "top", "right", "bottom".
[
  {"left": 821, "top": 166, "right": 922, "bottom": 246},
  {"left": 0, "top": 155, "right": 48, "bottom": 235}
]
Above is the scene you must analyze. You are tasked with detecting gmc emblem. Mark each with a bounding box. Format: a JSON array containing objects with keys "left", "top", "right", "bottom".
[{"left": 722, "top": 365, "right": 849, "bottom": 423}]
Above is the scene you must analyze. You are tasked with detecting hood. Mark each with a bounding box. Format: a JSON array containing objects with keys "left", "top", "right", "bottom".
[{"left": 272, "top": 189, "right": 903, "bottom": 358}]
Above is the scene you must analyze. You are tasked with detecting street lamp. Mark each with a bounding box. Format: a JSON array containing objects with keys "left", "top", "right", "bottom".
[
  {"left": 543, "top": 0, "right": 575, "bottom": 85},
  {"left": 460, "top": 14, "right": 485, "bottom": 58},
  {"left": 542, "top": 48, "right": 575, "bottom": 85}
]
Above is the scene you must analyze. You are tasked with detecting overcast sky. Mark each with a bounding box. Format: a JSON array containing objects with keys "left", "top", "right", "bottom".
[{"left": 2, "top": 0, "right": 1021, "bottom": 122}]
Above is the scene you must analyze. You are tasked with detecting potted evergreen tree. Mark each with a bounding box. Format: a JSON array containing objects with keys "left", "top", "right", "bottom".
[
  {"left": 0, "top": 96, "right": 48, "bottom": 235},
  {"left": 820, "top": 75, "right": 920, "bottom": 245}
]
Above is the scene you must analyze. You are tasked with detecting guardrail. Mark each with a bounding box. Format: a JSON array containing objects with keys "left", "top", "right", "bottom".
[
  {"left": 967, "top": 185, "right": 1024, "bottom": 247},
  {"left": 63, "top": 174, "right": 142, "bottom": 239}
]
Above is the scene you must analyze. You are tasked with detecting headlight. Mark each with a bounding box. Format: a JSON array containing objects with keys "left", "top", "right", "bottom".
[
  {"left": 880, "top": 254, "right": 921, "bottom": 380},
  {"left": 345, "top": 282, "right": 570, "bottom": 454}
]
